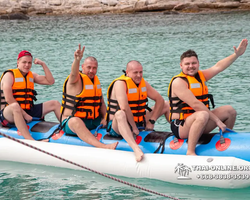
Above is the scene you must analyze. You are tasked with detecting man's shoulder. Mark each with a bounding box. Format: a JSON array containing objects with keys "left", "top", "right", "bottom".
[
  {"left": 1, "top": 71, "right": 14, "bottom": 86},
  {"left": 112, "top": 79, "right": 127, "bottom": 90},
  {"left": 2, "top": 70, "right": 14, "bottom": 78},
  {"left": 172, "top": 76, "right": 188, "bottom": 87},
  {"left": 2, "top": 69, "right": 14, "bottom": 75},
  {"left": 113, "top": 79, "right": 125, "bottom": 85}
]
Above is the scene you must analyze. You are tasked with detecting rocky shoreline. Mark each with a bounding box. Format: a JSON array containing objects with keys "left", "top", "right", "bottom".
[{"left": 0, "top": 0, "right": 250, "bottom": 19}]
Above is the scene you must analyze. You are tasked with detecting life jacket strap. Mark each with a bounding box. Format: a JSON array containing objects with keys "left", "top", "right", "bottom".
[
  {"left": 13, "top": 94, "right": 37, "bottom": 101},
  {"left": 132, "top": 111, "right": 146, "bottom": 117},
  {"left": 107, "top": 110, "right": 116, "bottom": 115},
  {"left": 78, "top": 96, "right": 102, "bottom": 101},
  {"left": 128, "top": 98, "right": 148, "bottom": 104},
  {"left": 76, "top": 102, "right": 102, "bottom": 107},
  {"left": 62, "top": 92, "right": 78, "bottom": 100},
  {"left": 61, "top": 104, "right": 75, "bottom": 110},
  {"left": 12, "top": 88, "right": 37, "bottom": 95}
]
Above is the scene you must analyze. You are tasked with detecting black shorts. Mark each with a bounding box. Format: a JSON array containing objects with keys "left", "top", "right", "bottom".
[
  {"left": 0, "top": 109, "right": 10, "bottom": 127},
  {"left": 170, "top": 119, "right": 185, "bottom": 139},
  {"left": 24, "top": 103, "right": 43, "bottom": 118},
  {"left": 0, "top": 103, "right": 43, "bottom": 127}
]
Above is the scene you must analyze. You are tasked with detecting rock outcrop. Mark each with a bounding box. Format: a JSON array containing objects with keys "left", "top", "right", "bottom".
[
  {"left": 0, "top": 12, "right": 29, "bottom": 19},
  {"left": 0, "top": 0, "right": 249, "bottom": 17}
]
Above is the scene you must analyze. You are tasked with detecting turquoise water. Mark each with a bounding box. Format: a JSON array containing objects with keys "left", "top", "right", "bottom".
[{"left": 0, "top": 11, "right": 250, "bottom": 199}]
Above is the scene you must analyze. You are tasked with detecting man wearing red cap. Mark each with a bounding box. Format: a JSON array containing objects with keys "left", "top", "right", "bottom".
[{"left": 0, "top": 50, "right": 61, "bottom": 141}]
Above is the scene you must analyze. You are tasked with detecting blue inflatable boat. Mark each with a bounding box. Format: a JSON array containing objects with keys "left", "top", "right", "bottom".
[{"left": 1, "top": 120, "right": 250, "bottom": 189}]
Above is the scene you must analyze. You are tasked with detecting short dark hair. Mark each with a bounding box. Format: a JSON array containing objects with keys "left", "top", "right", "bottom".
[{"left": 180, "top": 50, "right": 198, "bottom": 62}]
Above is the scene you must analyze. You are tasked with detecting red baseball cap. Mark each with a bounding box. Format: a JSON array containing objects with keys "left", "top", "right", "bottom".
[{"left": 17, "top": 50, "right": 33, "bottom": 60}]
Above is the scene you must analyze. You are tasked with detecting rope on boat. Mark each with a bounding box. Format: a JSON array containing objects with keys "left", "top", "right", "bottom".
[{"left": 0, "top": 131, "right": 180, "bottom": 200}]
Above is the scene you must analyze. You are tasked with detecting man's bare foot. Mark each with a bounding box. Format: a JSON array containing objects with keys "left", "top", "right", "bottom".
[
  {"left": 134, "top": 147, "right": 144, "bottom": 162},
  {"left": 105, "top": 142, "right": 119, "bottom": 150}
]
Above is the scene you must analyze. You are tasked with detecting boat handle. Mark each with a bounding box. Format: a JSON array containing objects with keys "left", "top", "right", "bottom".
[
  {"left": 219, "top": 127, "right": 236, "bottom": 144},
  {"left": 220, "top": 127, "right": 236, "bottom": 136},
  {"left": 94, "top": 124, "right": 103, "bottom": 137},
  {"left": 225, "top": 128, "right": 235, "bottom": 132},
  {"left": 32, "top": 117, "right": 42, "bottom": 121},
  {"left": 219, "top": 129, "right": 225, "bottom": 144}
]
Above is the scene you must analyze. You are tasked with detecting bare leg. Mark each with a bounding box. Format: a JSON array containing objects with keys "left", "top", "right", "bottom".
[
  {"left": 3, "top": 103, "right": 48, "bottom": 142},
  {"left": 68, "top": 117, "right": 118, "bottom": 150},
  {"left": 161, "top": 100, "right": 170, "bottom": 123},
  {"left": 146, "top": 100, "right": 170, "bottom": 123},
  {"left": 203, "top": 105, "right": 237, "bottom": 133},
  {"left": 112, "top": 110, "right": 143, "bottom": 162},
  {"left": 42, "top": 100, "right": 61, "bottom": 121},
  {"left": 179, "top": 111, "right": 209, "bottom": 156}
]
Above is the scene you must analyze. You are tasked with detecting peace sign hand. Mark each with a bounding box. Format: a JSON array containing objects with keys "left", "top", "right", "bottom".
[{"left": 74, "top": 44, "right": 85, "bottom": 61}]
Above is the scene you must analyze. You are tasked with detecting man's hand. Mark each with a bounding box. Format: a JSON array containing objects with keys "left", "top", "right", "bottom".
[
  {"left": 216, "top": 120, "right": 227, "bottom": 133},
  {"left": 74, "top": 44, "right": 85, "bottom": 61},
  {"left": 33, "top": 58, "right": 45, "bottom": 66},
  {"left": 132, "top": 127, "right": 139, "bottom": 136},
  {"left": 24, "top": 113, "right": 33, "bottom": 123},
  {"left": 100, "top": 118, "right": 107, "bottom": 128},
  {"left": 234, "top": 38, "right": 248, "bottom": 57}
]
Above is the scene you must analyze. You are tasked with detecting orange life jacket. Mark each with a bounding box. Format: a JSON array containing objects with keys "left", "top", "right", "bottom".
[
  {"left": 0, "top": 69, "right": 37, "bottom": 110},
  {"left": 106, "top": 74, "right": 149, "bottom": 125},
  {"left": 61, "top": 73, "right": 102, "bottom": 119},
  {"left": 168, "top": 71, "right": 214, "bottom": 120}
]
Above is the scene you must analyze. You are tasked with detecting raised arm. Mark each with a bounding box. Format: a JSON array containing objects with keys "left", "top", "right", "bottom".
[
  {"left": 202, "top": 39, "right": 248, "bottom": 81},
  {"left": 33, "top": 58, "right": 55, "bottom": 85},
  {"left": 68, "top": 44, "right": 85, "bottom": 84}
]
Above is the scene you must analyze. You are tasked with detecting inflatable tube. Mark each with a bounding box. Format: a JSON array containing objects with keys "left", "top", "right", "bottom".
[{"left": 1, "top": 120, "right": 250, "bottom": 189}]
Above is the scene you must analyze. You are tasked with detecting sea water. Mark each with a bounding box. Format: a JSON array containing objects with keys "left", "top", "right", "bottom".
[{"left": 0, "top": 11, "right": 250, "bottom": 199}]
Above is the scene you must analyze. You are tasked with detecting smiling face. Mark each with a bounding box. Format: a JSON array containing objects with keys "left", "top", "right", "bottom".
[
  {"left": 17, "top": 56, "right": 33, "bottom": 75},
  {"left": 126, "top": 61, "right": 143, "bottom": 85},
  {"left": 81, "top": 57, "right": 98, "bottom": 79},
  {"left": 180, "top": 56, "right": 199, "bottom": 76},
  {"left": 180, "top": 50, "right": 199, "bottom": 76}
]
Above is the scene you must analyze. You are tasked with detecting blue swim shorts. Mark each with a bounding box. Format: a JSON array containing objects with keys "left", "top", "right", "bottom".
[
  {"left": 62, "top": 116, "right": 101, "bottom": 135},
  {"left": 106, "top": 120, "right": 120, "bottom": 137},
  {"left": 107, "top": 120, "right": 145, "bottom": 137}
]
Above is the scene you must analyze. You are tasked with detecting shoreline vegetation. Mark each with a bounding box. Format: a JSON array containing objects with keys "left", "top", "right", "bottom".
[{"left": 0, "top": 0, "right": 250, "bottom": 19}]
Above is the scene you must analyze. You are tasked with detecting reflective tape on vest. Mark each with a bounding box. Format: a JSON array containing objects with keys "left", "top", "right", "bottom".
[
  {"left": 85, "top": 85, "right": 94, "bottom": 90},
  {"left": 190, "top": 83, "right": 200, "bottom": 89},
  {"left": 129, "top": 88, "right": 137, "bottom": 94},
  {"left": 15, "top": 78, "right": 24, "bottom": 82},
  {"left": 141, "top": 87, "right": 146, "bottom": 92},
  {"left": 29, "top": 77, "right": 34, "bottom": 83}
]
